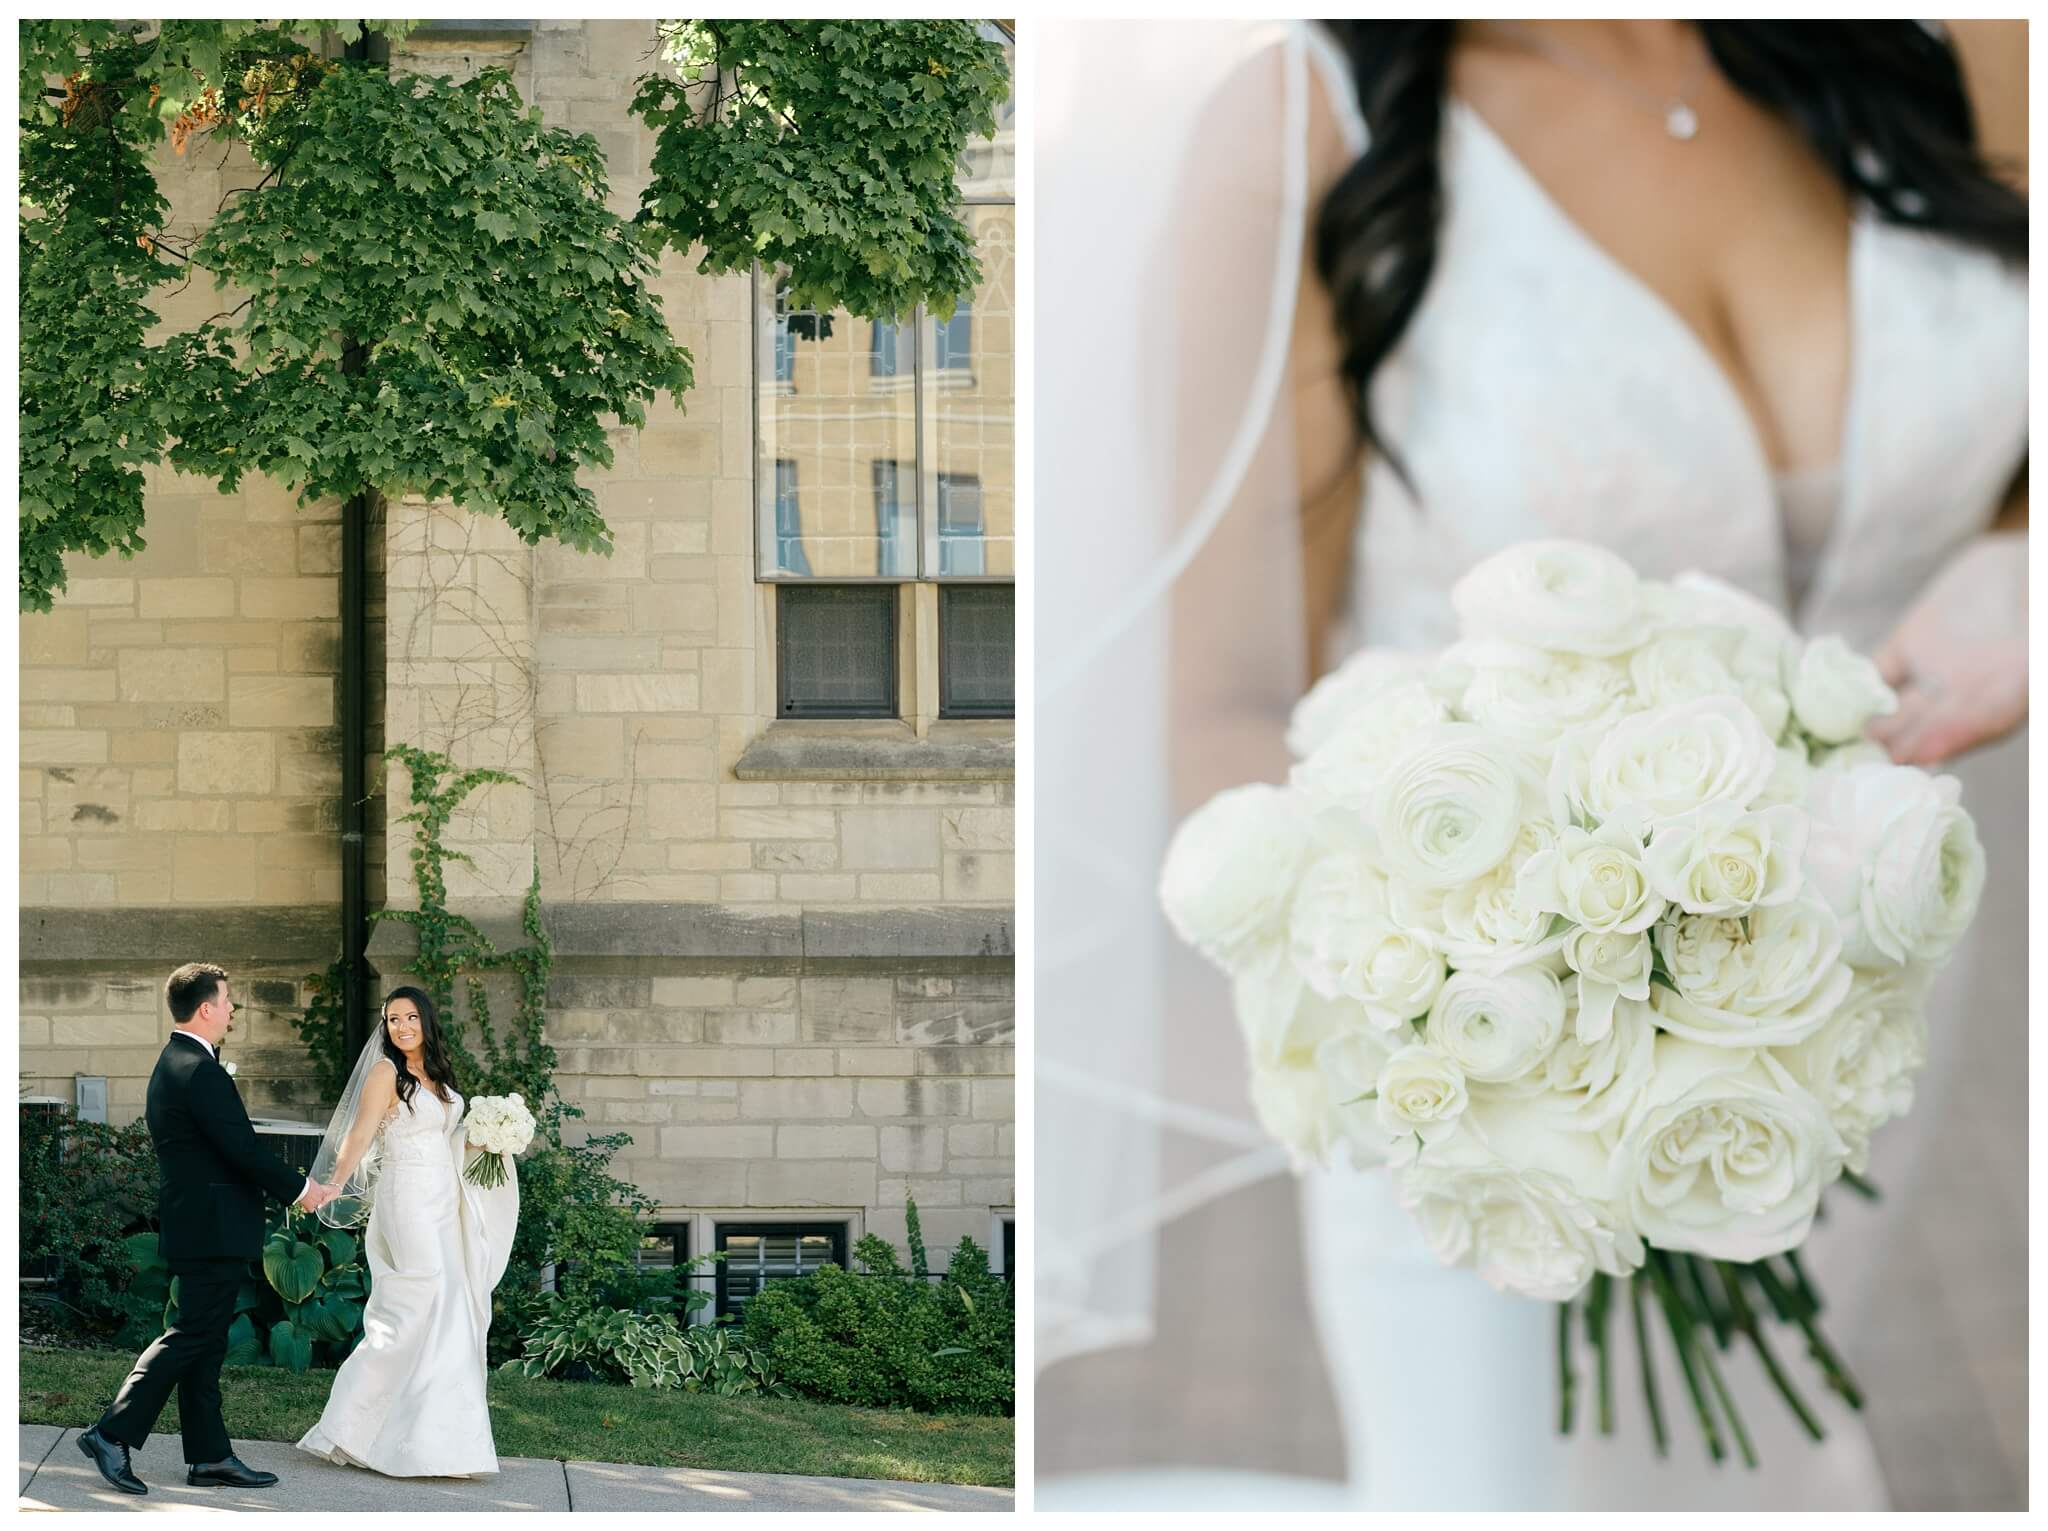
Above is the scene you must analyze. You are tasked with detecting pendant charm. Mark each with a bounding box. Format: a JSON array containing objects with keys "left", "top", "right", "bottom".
[{"left": 1665, "top": 103, "right": 1699, "bottom": 141}]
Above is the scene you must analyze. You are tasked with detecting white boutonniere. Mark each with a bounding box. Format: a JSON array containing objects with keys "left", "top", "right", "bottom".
[{"left": 223, "top": 1061, "right": 238, "bottom": 1077}]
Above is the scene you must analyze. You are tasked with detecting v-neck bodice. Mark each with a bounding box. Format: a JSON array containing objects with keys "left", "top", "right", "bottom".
[{"left": 1329, "top": 74, "right": 2027, "bottom": 656}]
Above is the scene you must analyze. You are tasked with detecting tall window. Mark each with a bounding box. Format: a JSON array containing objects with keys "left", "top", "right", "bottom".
[
  {"left": 869, "top": 319, "right": 911, "bottom": 379},
  {"left": 936, "top": 473, "right": 985, "bottom": 576},
  {"left": 871, "top": 459, "right": 915, "bottom": 577},
  {"left": 773, "top": 460, "right": 810, "bottom": 576},
  {"left": 932, "top": 305, "right": 973, "bottom": 373}
]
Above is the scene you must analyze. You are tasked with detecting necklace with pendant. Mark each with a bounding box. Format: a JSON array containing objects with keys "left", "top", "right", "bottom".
[{"left": 1485, "top": 22, "right": 1709, "bottom": 142}]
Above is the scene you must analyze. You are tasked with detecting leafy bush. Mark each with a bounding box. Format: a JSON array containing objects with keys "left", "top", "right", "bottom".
[
  {"left": 20, "top": 1107, "right": 159, "bottom": 1329},
  {"left": 504, "top": 1289, "right": 779, "bottom": 1397},
  {"left": 741, "top": 1211, "right": 1014, "bottom": 1416},
  {"left": 507, "top": 1110, "right": 661, "bottom": 1300}
]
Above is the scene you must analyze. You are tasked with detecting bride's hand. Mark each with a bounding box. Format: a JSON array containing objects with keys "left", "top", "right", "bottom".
[{"left": 1868, "top": 532, "right": 2027, "bottom": 766}]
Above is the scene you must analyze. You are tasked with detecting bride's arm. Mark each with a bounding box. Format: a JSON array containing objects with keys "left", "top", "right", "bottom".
[{"left": 328, "top": 1059, "right": 399, "bottom": 1186}]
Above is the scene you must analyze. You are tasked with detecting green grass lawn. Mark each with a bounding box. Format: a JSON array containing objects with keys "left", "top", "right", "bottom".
[{"left": 22, "top": 1349, "right": 1013, "bottom": 1488}]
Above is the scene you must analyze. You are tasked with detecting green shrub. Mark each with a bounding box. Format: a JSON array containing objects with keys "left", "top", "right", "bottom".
[
  {"left": 20, "top": 1107, "right": 159, "bottom": 1330},
  {"left": 741, "top": 1211, "right": 1014, "bottom": 1416},
  {"left": 504, "top": 1289, "right": 779, "bottom": 1396}
]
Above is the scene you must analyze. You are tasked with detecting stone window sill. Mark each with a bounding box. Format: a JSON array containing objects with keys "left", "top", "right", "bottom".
[{"left": 733, "top": 719, "right": 1013, "bottom": 782}]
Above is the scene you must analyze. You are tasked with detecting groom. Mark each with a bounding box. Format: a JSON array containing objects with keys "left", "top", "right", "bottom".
[{"left": 78, "top": 963, "right": 337, "bottom": 1496}]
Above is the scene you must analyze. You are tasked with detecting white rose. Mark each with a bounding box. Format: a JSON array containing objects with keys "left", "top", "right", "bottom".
[
  {"left": 1398, "top": 822, "right": 1565, "bottom": 975},
  {"left": 1812, "top": 737, "right": 1889, "bottom": 772},
  {"left": 1233, "top": 964, "right": 1374, "bottom": 1071},
  {"left": 1750, "top": 743, "right": 1815, "bottom": 809},
  {"left": 1369, "top": 724, "right": 1533, "bottom": 889},
  {"left": 1787, "top": 635, "right": 1898, "bottom": 744},
  {"left": 1628, "top": 629, "right": 1744, "bottom": 710},
  {"left": 1561, "top": 926, "right": 1652, "bottom": 1044},
  {"left": 1613, "top": 1039, "right": 1844, "bottom": 1261},
  {"left": 1373, "top": 1044, "right": 1469, "bottom": 1157},
  {"left": 1424, "top": 965, "right": 1567, "bottom": 1085},
  {"left": 1394, "top": 1139, "right": 1642, "bottom": 1301},
  {"left": 1517, "top": 820, "right": 1663, "bottom": 934},
  {"left": 1316, "top": 1027, "right": 1402, "bottom": 1166},
  {"left": 1643, "top": 801, "right": 1806, "bottom": 915},
  {"left": 1651, "top": 900, "right": 1853, "bottom": 1048},
  {"left": 1288, "top": 855, "right": 1445, "bottom": 1031},
  {"left": 1583, "top": 696, "right": 1777, "bottom": 824},
  {"left": 1540, "top": 995, "right": 1658, "bottom": 1135},
  {"left": 1451, "top": 540, "right": 1653, "bottom": 657},
  {"left": 1287, "top": 648, "right": 1432, "bottom": 759},
  {"left": 1159, "top": 784, "right": 1315, "bottom": 972},
  {"left": 1442, "top": 639, "right": 1632, "bottom": 749},
  {"left": 1289, "top": 681, "right": 1452, "bottom": 815},
  {"left": 1776, "top": 966, "right": 1929, "bottom": 1174},
  {"left": 1804, "top": 762, "right": 1986, "bottom": 968}
]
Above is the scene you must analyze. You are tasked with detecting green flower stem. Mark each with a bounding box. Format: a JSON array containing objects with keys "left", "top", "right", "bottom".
[
  {"left": 1557, "top": 1299, "right": 1576, "bottom": 1435},
  {"left": 1715, "top": 1260, "right": 1825, "bottom": 1443},
  {"left": 1645, "top": 1254, "right": 1724, "bottom": 1464},
  {"left": 1680, "top": 1253, "right": 1733, "bottom": 1351},
  {"left": 1687, "top": 1316, "right": 1758, "bottom": 1470},
  {"left": 1630, "top": 1269, "right": 1668, "bottom": 1457},
  {"left": 1782, "top": 1248, "right": 1824, "bottom": 1317},
  {"left": 1588, "top": 1272, "right": 1615, "bottom": 1436},
  {"left": 1838, "top": 1169, "right": 1881, "bottom": 1201},
  {"left": 1755, "top": 1261, "right": 1864, "bottom": 1412}
]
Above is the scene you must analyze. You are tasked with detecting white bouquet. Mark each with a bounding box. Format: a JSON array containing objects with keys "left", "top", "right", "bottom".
[
  {"left": 463, "top": 1092, "right": 536, "bottom": 1189},
  {"left": 1161, "top": 541, "right": 1985, "bottom": 1464}
]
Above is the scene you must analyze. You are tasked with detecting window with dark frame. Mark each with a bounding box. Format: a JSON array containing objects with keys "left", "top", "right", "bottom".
[
  {"left": 635, "top": 1221, "right": 692, "bottom": 1315},
  {"left": 778, "top": 585, "right": 897, "bottom": 719},
  {"left": 939, "top": 584, "right": 1014, "bottom": 719},
  {"left": 714, "top": 1222, "right": 848, "bottom": 1320},
  {"left": 869, "top": 318, "right": 909, "bottom": 378}
]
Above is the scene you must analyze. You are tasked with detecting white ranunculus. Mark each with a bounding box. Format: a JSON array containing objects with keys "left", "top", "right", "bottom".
[
  {"left": 1451, "top": 540, "right": 1654, "bottom": 657},
  {"left": 1804, "top": 762, "right": 1986, "bottom": 968},
  {"left": 1424, "top": 965, "right": 1567, "bottom": 1085},
  {"left": 1374, "top": 1044, "right": 1470, "bottom": 1157},
  {"left": 1401, "top": 822, "right": 1565, "bottom": 975},
  {"left": 1394, "top": 1137, "right": 1642, "bottom": 1301},
  {"left": 1541, "top": 995, "right": 1658, "bottom": 1136},
  {"left": 1289, "top": 681, "right": 1453, "bottom": 816},
  {"left": 1613, "top": 1039, "right": 1844, "bottom": 1262},
  {"left": 1777, "top": 966, "right": 1930, "bottom": 1174},
  {"left": 1651, "top": 900, "right": 1853, "bottom": 1048},
  {"left": 1518, "top": 820, "right": 1663, "bottom": 935},
  {"left": 1659, "top": 571, "right": 1795, "bottom": 641},
  {"left": 1287, "top": 648, "right": 1432, "bottom": 758},
  {"left": 1561, "top": 926, "right": 1652, "bottom": 1044},
  {"left": 1442, "top": 639, "right": 1633, "bottom": 749},
  {"left": 1787, "top": 635, "right": 1899, "bottom": 744},
  {"left": 1288, "top": 854, "right": 1445, "bottom": 1030},
  {"left": 1583, "top": 696, "right": 1777, "bottom": 824},
  {"left": 1369, "top": 723, "right": 1532, "bottom": 890},
  {"left": 1159, "top": 784, "right": 1315, "bottom": 973},
  {"left": 1643, "top": 801, "right": 1806, "bottom": 915}
]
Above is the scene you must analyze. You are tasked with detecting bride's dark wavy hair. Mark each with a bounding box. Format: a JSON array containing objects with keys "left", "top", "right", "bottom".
[
  {"left": 379, "top": 984, "right": 459, "bottom": 1110},
  {"left": 1316, "top": 21, "right": 2029, "bottom": 485}
]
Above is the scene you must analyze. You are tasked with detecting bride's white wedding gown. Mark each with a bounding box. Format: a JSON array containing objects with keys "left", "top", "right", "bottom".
[
  {"left": 1301, "top": 42, "right": 2027, "bottom": 1513},
  {"left": 298, "top": 1084, "right": 519, "bottom": 1478}
]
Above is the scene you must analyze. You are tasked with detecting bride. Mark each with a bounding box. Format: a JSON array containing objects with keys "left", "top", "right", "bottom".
[
  {"left": 296, "top": 987, "right": 519, "bottom": 1477},
  {"left": 1038, "top": 17, "right": 2024, "bottom": 1512}
]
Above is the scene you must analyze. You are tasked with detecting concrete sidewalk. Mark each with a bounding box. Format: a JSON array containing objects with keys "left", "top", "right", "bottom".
[{"left": 19, "top": 1427, "right": 1013, "bottom": 1513}]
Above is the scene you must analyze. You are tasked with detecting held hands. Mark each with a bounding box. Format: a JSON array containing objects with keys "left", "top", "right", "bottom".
[
  {"left": 1868, "top": 532, "right": 2028, "bottom": 766},
  {"left": 296, "top": 1179, "right": 337, "bottom": 1213}
]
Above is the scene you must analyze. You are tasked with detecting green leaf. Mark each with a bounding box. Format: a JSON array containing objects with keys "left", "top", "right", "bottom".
[
  {"left": 224, "top": 1313, "right": 265, "bottom": 1366},
  {"left": 263, "top": 1239, "right": 325, "bottom": 1305},
  {"left": 269, "top": 1318, "right": 314, "bottom": 1373}
]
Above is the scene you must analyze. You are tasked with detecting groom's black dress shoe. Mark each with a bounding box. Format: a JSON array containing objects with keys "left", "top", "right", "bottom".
[
  {"left": 187, "top": 1456, "right": 278, "bottom": 1488},
  {"left": 78, "top": 1426, "right": 147, "bottom": 1495}
]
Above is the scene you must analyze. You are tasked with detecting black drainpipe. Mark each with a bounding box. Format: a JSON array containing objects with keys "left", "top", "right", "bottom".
[{"left": 338, "top": 21, "right": 384, "bottom": 1057}]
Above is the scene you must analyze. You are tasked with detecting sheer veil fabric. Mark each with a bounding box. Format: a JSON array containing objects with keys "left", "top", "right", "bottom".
[{"left": 1038, "top": 17, "right": 2025, "bottom": 1510}]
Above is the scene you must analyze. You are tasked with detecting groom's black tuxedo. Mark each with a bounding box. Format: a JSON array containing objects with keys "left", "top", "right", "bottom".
[
  {"left": 99, "top": 1032, "right": 307, "bottom": 1465},
  {"left": 148, "top": 1032, "right": 307, "bottom": 1265}
]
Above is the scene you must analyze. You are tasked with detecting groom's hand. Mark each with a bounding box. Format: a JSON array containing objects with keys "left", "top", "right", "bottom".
[{"left": 295, "top": 1180, "right": 335, "bottom": 1212}]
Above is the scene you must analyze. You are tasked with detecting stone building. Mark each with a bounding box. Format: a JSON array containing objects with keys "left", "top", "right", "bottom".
[{"left": 19, "top": 19, "right": 1016, "bottom": 1316}]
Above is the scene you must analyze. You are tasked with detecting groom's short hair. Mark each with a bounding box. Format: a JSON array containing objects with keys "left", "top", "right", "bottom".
[{"left": 166, "top": 962, "right": 230, "bottom": 1023}]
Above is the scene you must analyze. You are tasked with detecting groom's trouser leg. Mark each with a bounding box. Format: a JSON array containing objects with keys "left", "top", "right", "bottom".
[{"left": 98, "top": 1258, "right": 240, "bottom": 1464}]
